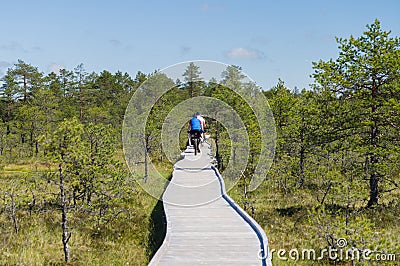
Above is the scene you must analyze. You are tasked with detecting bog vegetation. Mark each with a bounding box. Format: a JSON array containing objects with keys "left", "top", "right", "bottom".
[{"left": 0, "top": 19, "right": 399, "bottom": 265}]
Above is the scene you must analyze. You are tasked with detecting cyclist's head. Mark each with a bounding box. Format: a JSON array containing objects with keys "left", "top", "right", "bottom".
[{"left": 195, "top": 111, "right": 200, "bottom": 116}]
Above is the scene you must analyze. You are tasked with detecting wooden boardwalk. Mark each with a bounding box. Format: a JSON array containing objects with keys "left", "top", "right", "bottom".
[{"left": 149, "top": 142, "right": 272, "bottom": 266}]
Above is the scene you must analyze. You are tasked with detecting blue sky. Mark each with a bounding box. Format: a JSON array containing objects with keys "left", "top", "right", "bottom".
[{"left": 0, "top": 0, "right": 399, "bottom": 90}]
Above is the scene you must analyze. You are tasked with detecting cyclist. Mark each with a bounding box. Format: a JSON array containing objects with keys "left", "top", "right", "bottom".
[{"left": 188, "top": 113, "right": 203, "bottom": 154}]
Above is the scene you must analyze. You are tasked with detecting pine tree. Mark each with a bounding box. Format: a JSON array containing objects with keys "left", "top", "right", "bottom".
[
  {"left": 182, "top": 62, "right": 203, "bottom": 97},
  {"left": 312, "top": 19, "right": 400, "bottom": 207}
]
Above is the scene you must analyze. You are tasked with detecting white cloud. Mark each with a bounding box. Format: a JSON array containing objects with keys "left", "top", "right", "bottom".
[
  {"left": 32, "top": 46, "right": 43, "bottom": 51},
  {"left": 0, "top": 41, "right": 21, "bottom": 50},
  {"left": 226, "top": 47, "right": 265, "bottom": 60},
  {"left": 0, "top": 61, "right": 11, "bottom": 68},
  {"left": 47, "top": 63, "right": 65, "bottom": 74},
  {"left": 200, "top": 3, "right": 224, "bottom": 12},
  {"left": 0, "top": 61, "right": 11, "bottom": 77},
  {"left": 0, "top": 42, "right": 40, "bottom": 54},
  {"left": 109, "top": 39, "right": 132, "bottom": 51},
  {"left": 181, "top": 45, "right": 191, "bottom": 54},
  {"left": 200, "top": 3, "right": 210, "bottom": 12},
  {"left": 110, "top": 39, "right": 122, "bottom": 47}
]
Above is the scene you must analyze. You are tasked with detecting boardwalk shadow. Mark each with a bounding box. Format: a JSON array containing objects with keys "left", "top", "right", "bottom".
[
  {"left": 148, "top": 199, "right": 167, "bottom": 260},
  {"left": 148, "top": 167, "right": 174, "bottom": 261}
]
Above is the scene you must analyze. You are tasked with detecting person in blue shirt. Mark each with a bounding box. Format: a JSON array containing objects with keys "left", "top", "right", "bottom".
[{"left": 188, "top": 113, "right": 203, "bottom": 153}]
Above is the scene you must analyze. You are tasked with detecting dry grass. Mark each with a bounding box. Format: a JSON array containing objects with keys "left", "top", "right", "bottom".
[
  {"left": 228, "top": 178, "right": 400, "bottom": 265},
  {"left": 0, "top": 161, "right": 165, "bottom": 266},
  {"left": 2, "top": 157, "right": 398, "bottom": 265},
  {"left": 0, "top": 210, "right": 151, "bottom": 265}
]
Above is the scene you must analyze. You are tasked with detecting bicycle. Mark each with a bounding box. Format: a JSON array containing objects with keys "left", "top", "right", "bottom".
[{"left": 189, "top": 130, "right": 202, "bottom": 155}]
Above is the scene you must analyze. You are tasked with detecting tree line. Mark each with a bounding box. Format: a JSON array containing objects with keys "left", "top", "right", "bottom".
[
  {"left": 0, "top": 62, "right": 148, "bottom": 262},
  {"left": 261, "top": 20, "right": 399, "bottom": 254}
]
